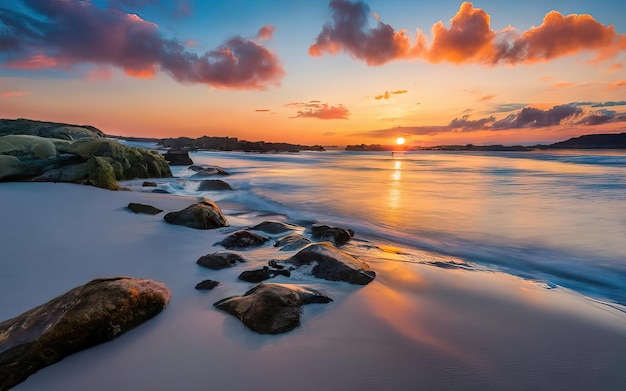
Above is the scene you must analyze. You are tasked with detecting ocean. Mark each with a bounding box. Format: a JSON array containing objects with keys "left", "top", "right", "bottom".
[{"left": 123, "top": 145, "right": 626, "bottom": 306}]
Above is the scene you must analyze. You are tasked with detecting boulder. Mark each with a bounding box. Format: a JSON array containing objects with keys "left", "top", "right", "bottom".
[
  {"left": 189, "top": 164, "right": 230, "bottom": 175},
  {"left": 64, "top": 138, "right": 172, "bottom": 181},
  {"left": 251, "top": 221, "right": 299, "bottom": 235},
  {"left": 164, "top": 199, "right": 229, "bottom": 229},
  {"left": 274, "top": 233, "right": 311, "bottom": 251},
  {"left": 127, "top": 202, "right": 163, "bottom": 215},
  {"left": 216, "top": 230, "right": 269, "bottom": 249},
  {"left": 0, "top": 277, "right": 170, "bottom": 390},
  {"left": 214, "top": 283, "right": 332, "bottom": 334},
  {"left": 238, "top": 266, "right": 290, "bottom": 283},
  {"left": 0, "top": 118, "right": 104, "bottom": 140},
  {"left": 163, "top": 150, "right": 193, "bottom": 166},
  {"left": 195, "top": 280, "right": 220, "bottom": 290},
  {"left": 142, "top": 181, "right": 158, "bottom": 187},
  {"left": 0, "top": 135, "right": 58, "bottom": 159},
  {"left": 311, "top": 224, "right": 354, "bottom": 246},
  {"left": 197, "top": 179, "right": 233, "bottom": 191},
  {"left": 85, "top": 155, "right": 118, "bottom": 190},
  {"left": 31, "top": 162, "right": 88, "bottom": 183},
  {"left": 283, "top": 242, "right": 375, "bottom": 285},
  {"left": 197, "top": 251, "right": 246, "bottom": 270},
  {"left": 0, "top": 155, "right": 28, "bottom": 180}
]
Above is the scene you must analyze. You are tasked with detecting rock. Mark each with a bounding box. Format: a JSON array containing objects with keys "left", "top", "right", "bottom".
[
  {"left": 164, "top": 199, "right": 229, "bottom": 229},
  {"left": 274, "top": 233, "right": 311, "bottom": 251},
  {"left": 31, "top": 162, "right": 88, "bottom": 183},
  {"left": 197, "top": 251, "right": 246, "bottom": 270},
  {"left": 0, "top": 277, "right": 170, "bottom": 390},
  {"left": 0, "top": 155, "right": 28, "bottom": 180},
  {"left": 142, "top": 181, "right": 158, "bottom": 187},
  {"left": 311, "top": 224, "right": 354, "bottom": 246},
  {"left": 0, "top": 135, "right": 58, "bottom": 159},
  {"left": 189, "top": 164, "right": 230, "bottom": 175},
  {"left": 127, "top": 202, "right": 163, "bottom": 215},
  {"left": 214, "top": 283, "right": 332, "bottom": 334},
  {"left": 238, "top": 266, "right": 290, "bottom": 283},
  {"left": 195, "top": 280, "right": 220, "bottom": 290},
  {"left": 251, "top": 221, "right": 299, "bottom": 235},
  {"left": 86, "top": 155, "right": 119, "bottom": 190},
  {"left": 197, "top": 179, "right": 233, "bottom": 191},
  {"left": 64, "top": 138, "right": 172, "bottom": 181},
  {"left": 163, "top": 150, "right": 193, "bottom": 165},
  {"left": 283, "top": 242, "right": 375, "bottom": 285},
  {"left": 0, "top": 118, "right": 104, "bottom": 140},
  {"left": 216, "top": 230, "right": 269, "bottom": 249}
]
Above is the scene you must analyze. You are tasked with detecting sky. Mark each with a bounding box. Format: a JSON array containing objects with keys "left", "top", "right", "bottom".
[{"left": 1, "top": 0, "right": 626, "bottom": 147}]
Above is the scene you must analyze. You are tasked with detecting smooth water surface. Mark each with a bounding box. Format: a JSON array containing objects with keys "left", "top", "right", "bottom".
[{"left": 163, "top": 149, "right": 626, "bottom": 305}]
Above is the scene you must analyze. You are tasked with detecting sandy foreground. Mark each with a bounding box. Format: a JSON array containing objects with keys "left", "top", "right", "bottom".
[{"left": 1, "top": 182, "right": 626, "bottom": 391}]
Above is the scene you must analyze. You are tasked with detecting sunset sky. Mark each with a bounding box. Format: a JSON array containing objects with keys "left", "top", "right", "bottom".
[{"left": 1, "top": 0, "right": 625, "bottom": 146}]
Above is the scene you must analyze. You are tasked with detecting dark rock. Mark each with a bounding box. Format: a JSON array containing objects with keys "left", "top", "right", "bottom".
[
  {"left": 189, "top": 164, "right": 230, "bottom": 175},
  {"left": 142, "top": 181, "right": 158, "bottom": 187},
  {"left": 0, "top": 118, "right": 104, "bottom": 140},
  {"left": 238, "top": 267, "right": 290, "bottom": 283},
  {"left": 216, "top": 230, "right": 269, "bottom": 249},
  {"left": 274, "top": 233, "right": 311, "bottom": 251},
  {"left": 197, "top": 251, "right": 246, "bottom": 270},
  {"left": 164, "top": 199, "right": 229, "bottom": 229},
  {"left": 284, "top": 242, "right": 375, "bottom": 285},
  {"left": 268, "top": 260, "right": 284, "bottom": 269},
  {"left": 195, "top": 280, "right": 220, "bottom": 290},
  {"left": 0, "top": 277, "right": 170, "bottom": 390},
  {"left": 214, "top": 283, "right": 332, "bottom": 334},
  {"left": 311, "top": 224, "right": 354, "bottom": 246},
  {"left": 197, "top": 179, "right": 233, "bottom": 191},
  {"left": 251, "top": 221, "right": 299, "bottom": 234},
  {"left": 127, "top": 202, "right": 163, "bottom": 215},
  {"left": 163, "top": 150, "right": 193, "bottom": 165}
]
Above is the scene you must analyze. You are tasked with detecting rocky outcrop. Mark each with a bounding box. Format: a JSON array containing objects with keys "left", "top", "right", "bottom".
[
  {"left": 251, "top": 221, "right": 300, "bottom": 235},
  {"left": 190, "top": 165, "right": 230, "bottom": 176},
  {"left": 164, "top": 199, "right": 229, "bottom": 229},
  {"left": 0, "top": 277, "right": 170, "bottom": 390},
  {"left": 127, "top": 202, "right": 163, "bottom": 215},
  {"left": 0, "top": 118, "right": 104, "bottom": 140},
  {"left": 214, "top": 283, "right": 332, "bottom": 334},
  {"left": 197, "top": 251, "right": 246, "bottom": 270},
  {"left": 197, "top": 179, "right": 233, "bottom": 191},
  {"left": 163, "top": 150, "right": 193, "bottom": 166},
  {"left": 273, "top": 233, "right": 311, "bottom": 251},
  {"left": 216, "top": 230, "right": 269, "bottom": 249},
  {"left": 0, "top": 127, "right": 173, "bottom": 190},
  {"left": 311, "top": 224, "right": 354, "bottom": 246},
  {"left": 283, "top": 242, "right": 375, "bottom": 285}
]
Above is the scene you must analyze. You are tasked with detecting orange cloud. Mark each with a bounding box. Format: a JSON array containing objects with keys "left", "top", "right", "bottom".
[
  {"left": 607, "top": 80, "right": 626, "bottom": 90},
  {"left": 552, "top": 82, "right": 574, "bottom": 89},
  {"left": 0, "top": 91, "right": 28, "bottom": 98},
  {"left": 257, "top": 25, "right": 275, "bottom": 40},
  {"left": 285, "top": 101, "right": 350, "bottom": 119},
  {"left": 124, "top": 66, "right": 156, "bottom": 79},
  {"left": 311, "top": 1, "right": 626, "bottom": 66},
  {"left": 255, "top": 109, "right": 271, "bottom": 112},
  {"left": 375, "top": 90, "right": 408, "bottom": 100},
  {"left": 480, "top": 94, "right": 496, "bottom": 101}
]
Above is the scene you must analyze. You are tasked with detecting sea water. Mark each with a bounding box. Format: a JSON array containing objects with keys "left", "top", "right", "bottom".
[{"left": 126, "top": 146, "right": 626, "bottom": 306}]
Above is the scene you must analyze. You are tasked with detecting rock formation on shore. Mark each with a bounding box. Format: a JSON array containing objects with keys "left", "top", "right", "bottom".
[
  {"left": 0, "top": 277, "right": 171, "bottom": 390},
  {"left": 0, "top": 119, "right": 172, "bottom": 189},
  {"left": 164, "top": 199, "right": 229, "bottom": 229}
]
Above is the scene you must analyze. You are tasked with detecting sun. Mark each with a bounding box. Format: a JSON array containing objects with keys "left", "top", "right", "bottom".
[{"left": 396, "top": 137, "right": 405, "bottom": 145}]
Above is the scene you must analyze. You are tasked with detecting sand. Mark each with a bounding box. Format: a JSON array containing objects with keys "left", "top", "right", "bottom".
[{"left": 1, "top": 182, "right": 626, "bottom": 390}]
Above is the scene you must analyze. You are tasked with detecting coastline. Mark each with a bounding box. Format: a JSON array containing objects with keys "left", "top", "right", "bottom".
[{"left": 1, "top": 182, "right": 626, "bottom": 390}]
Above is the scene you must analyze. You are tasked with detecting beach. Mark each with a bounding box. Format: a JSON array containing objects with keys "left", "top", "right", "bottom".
[{"left": 1, "top": 181, "right": 626, "bottom": 390}]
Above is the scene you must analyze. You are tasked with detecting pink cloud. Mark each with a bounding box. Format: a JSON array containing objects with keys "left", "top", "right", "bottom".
[
  {"left": 0, "top": 90, "right": 28, "bottom": 98},
  {"left": 0, "top": 0, "right": 284, "bottom": 90},
  {"left": 285, "top": 101, "right": 350, "bottom": 119},
  {"left": 310, "top": 1, "right": 626, "bottom": 66},
  {"left": 374, "top": 90, "right": 408, "bottom": 100},
  {"left": 257, "top": 25, "right": 275, "bottom": 41}
]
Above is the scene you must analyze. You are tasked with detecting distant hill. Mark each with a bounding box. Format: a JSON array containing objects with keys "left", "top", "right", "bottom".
[{"left": 548, "top": 133, "right": 626, "bottom": 149}]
